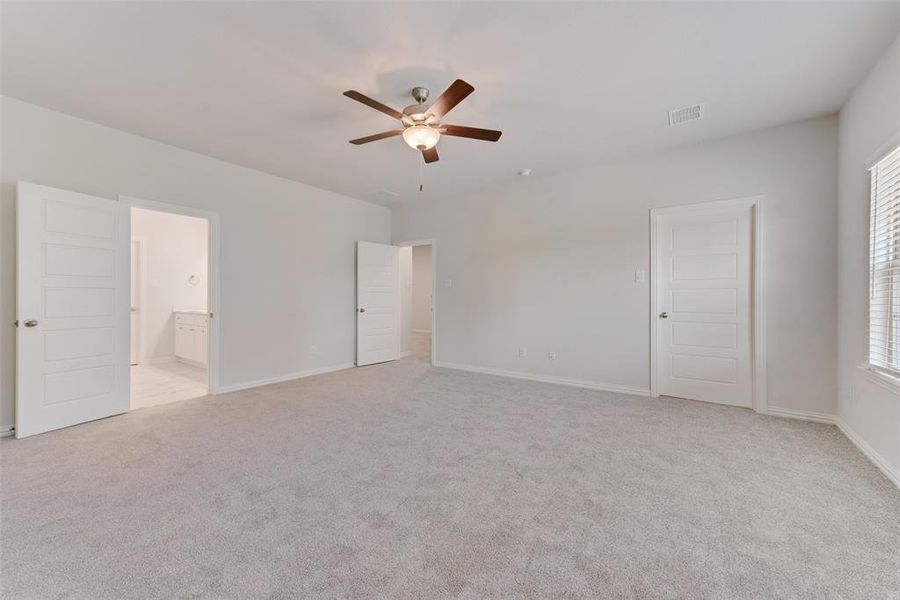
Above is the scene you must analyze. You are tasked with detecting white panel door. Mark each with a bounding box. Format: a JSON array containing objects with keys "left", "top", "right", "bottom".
[
  {"left": 356, "top": 241, "right": 399, "bottom": 366},
  {"left": 656, "top": 204, "right": 752, "bottom": 407},
  {"left": 16, "top": 182, "right": 130, "bottom": 438}
]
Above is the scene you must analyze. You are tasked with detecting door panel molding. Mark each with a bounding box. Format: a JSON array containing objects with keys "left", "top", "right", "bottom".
[
  {"left": 650, "top": 195, "right": 767, "bottom": 413},
  {"left": 356, "top": 241, "right": 400, "bottom": 366},
  {"left": 16, "top": 182, "right": 131, "bottom": 438}
]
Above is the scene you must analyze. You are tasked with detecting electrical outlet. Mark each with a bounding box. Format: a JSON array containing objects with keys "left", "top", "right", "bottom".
[
  {"left": 634, "top": 270, "right": 646, "bottom": 283},
  {"left": 518, "top": 347, "right": 527, "bottom": 358},
  {"left": 548, "top": 352, "right": 557, "bottom": 361},
  {"left": 310, "top": 344, "right": 319, "bottom": 356},
  {"left": 444, "top": 279, "right": 453, "bottom": 288}
]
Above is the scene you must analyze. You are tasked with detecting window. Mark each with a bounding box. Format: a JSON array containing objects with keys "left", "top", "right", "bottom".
[{"left": 868, "top": 144, "right": 900, "bottom": 374}]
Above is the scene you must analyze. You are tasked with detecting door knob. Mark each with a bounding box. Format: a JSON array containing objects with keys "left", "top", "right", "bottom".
[
  {"left": 24, "top": 319, "right": 38, "bottom": 327},
  {"left": 659, "top": 312, "right": 669, "bottom": 319},
  {"left": 358, "top": 308, "right": 365, "bottom": 313}
]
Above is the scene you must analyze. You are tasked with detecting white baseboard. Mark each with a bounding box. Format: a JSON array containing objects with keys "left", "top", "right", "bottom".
[
  {"left": 765, "top": 406, "right": 836, "bottom": 424},
  {"left": 215, "top": 363, "right": 354, "bottom": 394},
  {"left": 0, "top": 424, "right": 14, "bottom": 438},
  {"left": 146, "top": 355, "right": 177, "bottom": 365},
  {"left": 412, "top": 329, "right": 432, "bottom": 335},
  {"left": 434, "top": 360, "right": 651, "bottom": 396},
  {"left": 837, "top": 417, "right": 900, "bottom": 489}
]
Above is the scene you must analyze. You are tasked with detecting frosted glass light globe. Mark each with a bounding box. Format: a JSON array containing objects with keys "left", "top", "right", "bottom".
[{"left": 402, "top": 125, "right": 440, "bottom": 150}]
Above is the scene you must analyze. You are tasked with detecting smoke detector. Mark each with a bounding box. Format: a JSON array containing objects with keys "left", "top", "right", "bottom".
[{"left": 668, "top": 103, "right": 705, "bottom": 126}]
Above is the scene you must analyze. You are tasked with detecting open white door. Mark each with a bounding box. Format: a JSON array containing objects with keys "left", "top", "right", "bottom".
[
  {"left": 356, "top": 241, "right": 399, "bottom": 366},
  {"left": 655, "top": 202, "right": 753, "bottom": 407},
  {"left": 16, "top": 182, "right": 130, "bottom": 438}
]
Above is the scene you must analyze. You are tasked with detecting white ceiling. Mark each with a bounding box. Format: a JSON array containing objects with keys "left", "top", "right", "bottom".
[{"left": 3, "top": 1, "right": 898, "bottom": 206}]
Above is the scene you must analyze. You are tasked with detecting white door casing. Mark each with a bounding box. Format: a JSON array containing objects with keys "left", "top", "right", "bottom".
[
  {"left": 130, "top": 239, "right": 140, "bottom": 365},
  {"left": 357, "top": 241, "right": 399, "bottom": 366},
  {"left": 16, "top": 182, "right": 130, "bottom": 438},
  {"left": 652, "top": 199, "right": 759, "bottom": 408}
]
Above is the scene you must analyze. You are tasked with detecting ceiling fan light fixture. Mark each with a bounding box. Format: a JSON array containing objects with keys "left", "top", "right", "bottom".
[
  {"left": 402, "top": 125, "right": 440, "bottom": 151},
  {"left": 344, "top": 80, "right": 501, "bottom": 165}
]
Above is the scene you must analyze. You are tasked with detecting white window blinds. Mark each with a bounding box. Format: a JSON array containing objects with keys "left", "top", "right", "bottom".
[{"left": 868, "top": 144, "right": 900, "bottom": 374}]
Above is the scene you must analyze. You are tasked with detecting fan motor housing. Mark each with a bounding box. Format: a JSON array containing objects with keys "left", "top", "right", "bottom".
[
  {"left": 402, "top": 103, "right": 439, "bottom": 127},
  {"left": 402, "top": 103, "right": 429, "bottom": 119}
]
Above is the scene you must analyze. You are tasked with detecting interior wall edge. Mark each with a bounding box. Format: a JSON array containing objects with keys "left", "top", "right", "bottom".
[
  {"left": 215, "top": 362, "right": 355, "bottom": 395},
  {"left": 837, "top": 417, "right": 900, "bottom": 489},
  {"left": 434, "top": 360, "right": 653, "bottom": 397}
]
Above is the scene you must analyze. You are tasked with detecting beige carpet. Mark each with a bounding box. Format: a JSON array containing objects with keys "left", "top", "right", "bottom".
[{"left": 2, "top": 358, "right": 899, "bottom": 599}]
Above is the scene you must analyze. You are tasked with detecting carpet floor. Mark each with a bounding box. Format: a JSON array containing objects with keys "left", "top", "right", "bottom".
[{"left": 2, "top": 358, "right": 899, "bottom": 599}]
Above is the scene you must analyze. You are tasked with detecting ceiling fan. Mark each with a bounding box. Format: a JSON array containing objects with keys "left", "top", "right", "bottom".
[{"left": 343, "top": 79, "right": 502, "bottom": 164}]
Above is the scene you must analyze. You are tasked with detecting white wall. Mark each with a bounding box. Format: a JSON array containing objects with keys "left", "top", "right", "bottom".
[
  {"left": 0, "top": 97, "right": 391, "bottom": 428},
  {"left": 411, "top": 245, "right": 433, "bottom": 333},
  {"left": 393, "top": 116, "right": 839, "bottom": 412},
  {"left": 837, "top": 37, "right": 900, "bottom": 482},
  {"left": 399, "top": 246, "right": 413, "bottom": 355},
  {"left": 132, "top": 207, "right": 209, "bottom": 362}
]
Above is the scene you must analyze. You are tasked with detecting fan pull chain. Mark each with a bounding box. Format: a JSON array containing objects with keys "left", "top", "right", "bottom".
[{"left": 418, "top": 155, "right": 424, "bottom": 192}]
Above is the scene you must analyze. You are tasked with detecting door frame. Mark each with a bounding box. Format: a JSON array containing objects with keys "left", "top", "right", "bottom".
[
  {"left": 119, "top": 195, "right": 222, "bottom": 394},
  {"left": 649, "top": 195, "right": 767, "bottom": 413},
  {"left": 393, "top": 238, "right": 436, "bottom": 365},
  {"left": 130, "top": 238, "right": 143, "bottom": 365}
]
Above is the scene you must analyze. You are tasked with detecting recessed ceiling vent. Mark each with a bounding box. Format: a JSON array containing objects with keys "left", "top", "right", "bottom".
[{"left": 668, "top": 103, "right": 705, "bottom": 126}]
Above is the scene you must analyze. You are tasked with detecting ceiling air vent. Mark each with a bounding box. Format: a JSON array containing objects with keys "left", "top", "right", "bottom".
[{"left": 668, "top": 104, "right": 705, "bottom": 126}]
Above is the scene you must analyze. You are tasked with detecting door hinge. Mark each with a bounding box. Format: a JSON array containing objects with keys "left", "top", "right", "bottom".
[{"left": 13, "top": 320, "right": 18, "bottom": 327}]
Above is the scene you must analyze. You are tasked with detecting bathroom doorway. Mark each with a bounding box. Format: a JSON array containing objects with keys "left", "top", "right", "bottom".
[
  {"left": 129, "top": 202, "right": 214, "bottom": 408},
  {"left": 397, "top": 240, "right": 435, "bottom": 364}
]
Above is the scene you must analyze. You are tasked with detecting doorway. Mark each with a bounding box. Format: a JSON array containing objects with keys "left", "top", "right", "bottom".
[
  {"left": 397, "top": 240, "right": 435, "bottom": 364},
  {"left": 127, "top": 200, "right": 216, "bottom": 409},
  {"left": 14, "top": 183, "right": 220, "bottom": 438},
  {"left": 650, "top": 197, "right": 766, "bottom": 411}
]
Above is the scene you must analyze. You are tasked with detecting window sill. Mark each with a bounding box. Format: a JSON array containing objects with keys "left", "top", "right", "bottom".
[{"left": 857, "top": 364, "right": 900, "bottom": 396}]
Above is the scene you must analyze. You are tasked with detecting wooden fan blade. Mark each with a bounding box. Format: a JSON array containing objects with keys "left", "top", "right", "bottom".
[
  {"left": 426, "top": 79, "right": 474, "bottom": 119},
  {"left": 422, "top": 146, "right": 439, "bottom": 164},
  {"left": 343, "top": 90, "right": 404, "bottom": 120},
  {"left": 440, "top": 125, "right": 502, "bottom": 142},
  {"left": 349, "top": 130, "right": 403, "bottom": 145}
]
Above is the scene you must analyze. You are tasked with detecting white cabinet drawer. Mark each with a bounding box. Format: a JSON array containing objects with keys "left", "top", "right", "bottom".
[{"left": 175, "top": 312, "right": 208, "bottom": 326}]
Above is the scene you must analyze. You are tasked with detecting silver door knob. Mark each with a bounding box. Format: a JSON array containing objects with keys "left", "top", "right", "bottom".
[
  {"left": 24, "top": 319, "right": 39, "bottom": 327},
  {"left": 358, "top": 308, "right": 365, "bottom": 313},
  {"left": 659, "top": 312, "right": 668, "bottom": 319}
]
